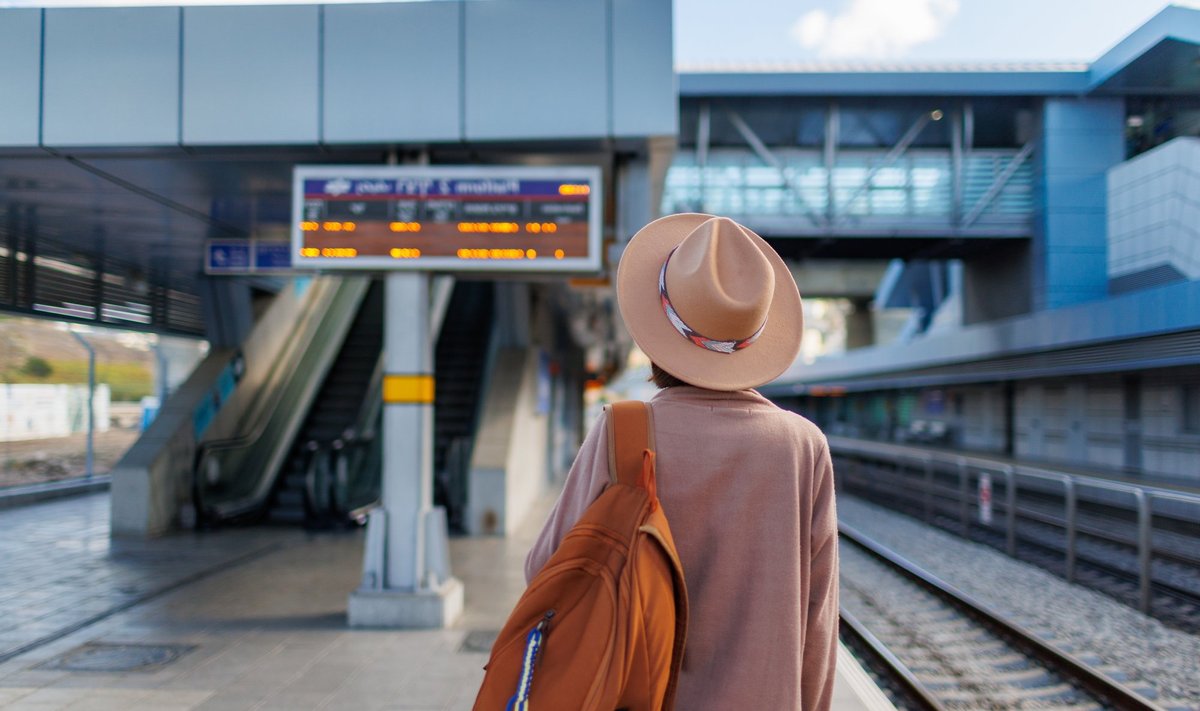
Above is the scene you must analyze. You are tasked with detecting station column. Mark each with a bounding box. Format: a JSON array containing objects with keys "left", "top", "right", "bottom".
[{"left": 348, "top": 272, "right": 463, "bottom": 628}]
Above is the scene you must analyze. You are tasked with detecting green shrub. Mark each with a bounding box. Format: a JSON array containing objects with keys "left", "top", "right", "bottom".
[
  {"left": 1, "top": 359, "right": 153, "bottom": 401},
  {"left": 20, "top": 356, "right": 53, "bottom": 378}
]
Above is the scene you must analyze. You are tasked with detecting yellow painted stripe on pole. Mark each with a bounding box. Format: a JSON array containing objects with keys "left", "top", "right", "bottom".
[{"left": 383, "top": 374, "right": 435, "bottom": 404}]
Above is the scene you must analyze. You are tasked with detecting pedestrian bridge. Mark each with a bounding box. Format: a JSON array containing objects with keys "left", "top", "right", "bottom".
[{"left": 662, "top": 144, "right": 1033, "bottom": 247}]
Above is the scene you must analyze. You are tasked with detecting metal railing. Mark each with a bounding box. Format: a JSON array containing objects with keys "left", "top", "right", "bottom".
[
  {"left": 299, "top": 425, "right": 381, "bottom": 523},
  {"left": 830, "top": 437, "right": 1200, "bottom": 614}
]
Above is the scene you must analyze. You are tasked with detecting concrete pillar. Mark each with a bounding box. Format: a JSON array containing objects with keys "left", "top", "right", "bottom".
[
  {"left": 845, "top": 298, "right": 875, "bottom": 350},
  {"left": 349, "top": 272, "right": 462, "bottom": 628},
  {"left": 199, "top": 278, "right": 255, "bottom": 349}
]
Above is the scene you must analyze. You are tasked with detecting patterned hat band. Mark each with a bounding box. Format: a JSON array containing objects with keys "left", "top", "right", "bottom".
[{"left": 658, "top": 247, "right": 768, "bottom": 354}]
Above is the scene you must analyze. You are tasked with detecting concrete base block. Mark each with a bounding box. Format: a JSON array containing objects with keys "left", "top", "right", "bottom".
[{"left": 347, "top": 577, "right": 464, "bottom": 629}]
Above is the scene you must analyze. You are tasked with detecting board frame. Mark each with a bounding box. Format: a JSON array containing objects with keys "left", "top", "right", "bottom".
[{"left": 290, "top": 164, "right": 603, "bottom": 274}]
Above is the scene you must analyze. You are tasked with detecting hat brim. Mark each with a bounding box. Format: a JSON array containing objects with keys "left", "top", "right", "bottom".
[{"left": 616, "top": 213, "right": 804, "bottom": 392}]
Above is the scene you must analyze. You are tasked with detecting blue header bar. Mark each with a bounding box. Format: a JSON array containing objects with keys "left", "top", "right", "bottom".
[{"left": 303, "top": 178, "right": 590, "bottom": 198}]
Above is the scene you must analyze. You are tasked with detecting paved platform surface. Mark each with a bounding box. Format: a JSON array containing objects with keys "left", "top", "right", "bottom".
[{"left": 0, "top": 492, "right": 880, "bottom": 710}]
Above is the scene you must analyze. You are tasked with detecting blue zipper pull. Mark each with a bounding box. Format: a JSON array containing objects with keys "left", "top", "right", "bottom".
[{"left": 507, "top": 610, "right": 555, "bottom": 711}]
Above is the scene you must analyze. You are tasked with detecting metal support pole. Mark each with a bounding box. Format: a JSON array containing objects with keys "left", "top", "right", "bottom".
[
  {"left": 1135, "top": 489, "right": 1153, "bottom": 613},
  {"left": 957, "top": 458, "right": 969, "bottom": 535},
  {"left": 154, "top": 339, "right": 169, "bottom": 409},
  {"left": 70, "top": 330, "right": 95, "bottom": 479},
  {"left": 349, "top": 272, "right": 461, "bottom": 628},
  {"left": 386, "top": 272, "right": 431, "bottom": 590},
  {"left": 963, "top": 101, "right": 975, "bottom": 154},
  {"left": 951, "top": 106, "right": 964, "bottom": 227},
  {"left": 1004, "top": 465, "right": 1017, "bottom": 556},
  {"left": 697, "top": 103, "right": 711, "bottom": 212},
  {"left": 824, "top": 102, "right": 839, "bottom": 222},
  {"left": 923, "top": 456, "right": 934, "bottom": 522},
  {"left": 1063, "top": 478, "right": 1077, "bottom": 582}
]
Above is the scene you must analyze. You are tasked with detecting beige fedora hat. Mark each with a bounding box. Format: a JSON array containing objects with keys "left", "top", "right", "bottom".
[{"left": 616, "top": 213, "right": 803, "bottom": 392}]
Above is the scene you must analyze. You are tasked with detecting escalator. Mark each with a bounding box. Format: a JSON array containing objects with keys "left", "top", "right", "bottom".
[
  {"left": 433, "top": 281, "right": 495, "bottom": 532},
  {"left": 268, "top": 280, "right": 385, "bottom": 525},
  {"left": 194, "top": 278, "right": 495, "bottom": 530}
]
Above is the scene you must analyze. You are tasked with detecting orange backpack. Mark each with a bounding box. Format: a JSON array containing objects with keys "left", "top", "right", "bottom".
[{"left": 473, "top": 401, "right": 689, "bottom": 711}]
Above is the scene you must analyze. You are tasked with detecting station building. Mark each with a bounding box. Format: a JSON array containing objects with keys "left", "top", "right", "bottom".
[
  {"left": 674, "top": 6, "right": 1200, "bottom": 485},
  {"left": 0, "top": 1, "right": 1198, "bottom": 618}
]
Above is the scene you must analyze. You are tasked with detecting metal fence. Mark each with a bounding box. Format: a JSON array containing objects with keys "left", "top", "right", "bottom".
[{"left": 830, "top": 436, "right": 1200, "bottom": 614}]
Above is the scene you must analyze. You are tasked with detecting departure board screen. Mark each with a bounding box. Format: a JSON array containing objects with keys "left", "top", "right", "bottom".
[{"left": 291, "top": 165, "right": 602, "bottom": 273}]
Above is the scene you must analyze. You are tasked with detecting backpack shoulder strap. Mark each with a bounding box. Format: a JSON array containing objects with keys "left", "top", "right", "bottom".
[{"left": 605, "top": 400, "right": 655, "bottom": 488}]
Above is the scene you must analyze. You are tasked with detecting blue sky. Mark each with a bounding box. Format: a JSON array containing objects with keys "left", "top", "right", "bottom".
[
  {"left": 676, "top": 0, "right": 1197, "bottom": 67},
  {"left": 2, "top": 0, "right": 1194, "bottom": 68}
]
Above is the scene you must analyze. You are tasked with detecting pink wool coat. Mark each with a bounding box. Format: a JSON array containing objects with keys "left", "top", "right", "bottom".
[{"left": 525, "top": 386, "right": 839, "bottom": 710}]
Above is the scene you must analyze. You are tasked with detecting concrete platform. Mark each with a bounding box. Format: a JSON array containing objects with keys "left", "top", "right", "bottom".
[{"left": 0, "top": 492, "right": 885, "bottom": 710}]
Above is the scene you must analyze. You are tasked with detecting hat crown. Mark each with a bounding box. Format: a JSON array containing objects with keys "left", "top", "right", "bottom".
[{"left": 665, "top": 217, "right": 775, "bottom": 342}]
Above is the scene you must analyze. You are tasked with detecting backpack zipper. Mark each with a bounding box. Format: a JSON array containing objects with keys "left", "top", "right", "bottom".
[{"left": 508, "top": 610, "right": 555, "bottom": 710}]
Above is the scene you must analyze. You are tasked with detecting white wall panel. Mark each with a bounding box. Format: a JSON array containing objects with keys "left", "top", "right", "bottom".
[
  {"left": 1014, "top": 383, "right": 1042, "bottom": 458},
  {"left": 0, "top": 10, "right": 42, "bottom": 146},
  {"left": 324, "top": 3, "right": 462, "bottom": 143},
  {"left": 1107, "top": 137, "right": 1200, "bottom": 282},
  {"left": 1082, "top": 383, "right": 1123, "bottom": 468},
  {"left": 960, "top": 387, "right": 1005, "bottom": 452},
  {"left": 43, "top": 8, "right": 180, "bottom": 146},
  {"left": 183, "top": 6, "right": 319, "bottom": 144},
  {"left": 464, "top": 0, "right": 608, "bottom": 140},
  {"left": 611, "top": 0, "right": 675, "bottom": 137}
]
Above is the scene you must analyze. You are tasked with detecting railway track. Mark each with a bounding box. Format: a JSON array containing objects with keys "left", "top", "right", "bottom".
[
  {"left": 968, "top": 516, "right": 1200, "bottom": 633},
  {"left": 838, "top": 522, "right": 1167, "bottom": 710},
  {"left": 835, "top": 454, "right": 1200, "bottom": 634}
]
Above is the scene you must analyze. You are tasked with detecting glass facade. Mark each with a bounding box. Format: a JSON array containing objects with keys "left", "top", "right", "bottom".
[{"left": 662, "top": 147, "right": 1034, "bottom": 231}]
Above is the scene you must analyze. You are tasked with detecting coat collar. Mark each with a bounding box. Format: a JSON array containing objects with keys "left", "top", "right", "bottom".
[{"left": 649, "top": 385, "right": 777, "bottom": 410}]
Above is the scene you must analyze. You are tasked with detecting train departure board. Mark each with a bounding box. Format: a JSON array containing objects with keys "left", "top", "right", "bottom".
[{"left": 291, "top": 165, "right": 602, "bottom": 273}]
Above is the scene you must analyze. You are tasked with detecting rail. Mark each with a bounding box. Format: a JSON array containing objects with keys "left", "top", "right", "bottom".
[
  {"left": 838, "top": 608, "right": 943, "bottom": 710},
  {"left": 829, "top": 436, "right": 1200, "bottom": 614},
  {"left": 840, "top": 522, "right": 1167, "bottom": 711}
]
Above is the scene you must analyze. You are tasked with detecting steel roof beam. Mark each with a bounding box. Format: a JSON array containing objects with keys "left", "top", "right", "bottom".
[{"left": 725, "top": 108, "right": 825, "bottom": 227}]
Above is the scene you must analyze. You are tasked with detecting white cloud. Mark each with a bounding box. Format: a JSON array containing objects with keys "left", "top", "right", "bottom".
[{"left": 790, "top": 0, "right": 961, "bottom": 59}]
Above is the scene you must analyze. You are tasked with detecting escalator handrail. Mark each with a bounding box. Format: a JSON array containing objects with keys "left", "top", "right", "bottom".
[
  {"left": 352, "top": 354, "right": 385, "bottom": 442},
  {"left": 195, "top": 279, "right": 341, "bottom": 462}
]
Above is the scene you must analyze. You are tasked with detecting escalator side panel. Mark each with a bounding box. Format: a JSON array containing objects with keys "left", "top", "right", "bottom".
[{"left": 433, "top": 281, "right": 496, "bottom": 531}]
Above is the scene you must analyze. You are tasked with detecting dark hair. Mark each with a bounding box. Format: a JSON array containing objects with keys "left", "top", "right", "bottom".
[{"left": 649, "top": 362, "right": 687, "bottom": 389}]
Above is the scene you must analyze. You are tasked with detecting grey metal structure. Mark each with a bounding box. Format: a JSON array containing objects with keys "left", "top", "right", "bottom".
[
  {"left": 0, "top": 0, "right": 675, "bottom": 340},
  {"left": 663, "top": 99, "right": 1037, "bottom": 259}
]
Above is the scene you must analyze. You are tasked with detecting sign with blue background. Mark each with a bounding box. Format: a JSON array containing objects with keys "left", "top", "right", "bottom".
[
  {"left": 206, "top": 240, "right": 292, "bottom": 274},
  {"left": 206, "top": 242, "right": 251, "bottom": 273}
]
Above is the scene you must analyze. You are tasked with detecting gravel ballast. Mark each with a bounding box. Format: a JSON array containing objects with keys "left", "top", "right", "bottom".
[{"left": 837, "top": 494, "right": 1200, "bottom": 709}]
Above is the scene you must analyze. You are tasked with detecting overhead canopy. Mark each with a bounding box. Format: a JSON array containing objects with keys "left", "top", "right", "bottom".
[
  {"left": 1089, "top": 5, "right": 1200, "bottom": 94},
  {"left": 0, "top": 1, "right": 676, "bottom": 335}
]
